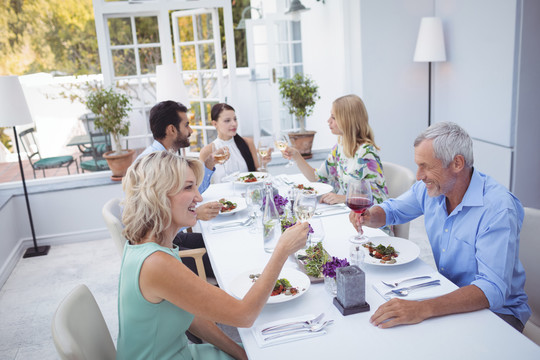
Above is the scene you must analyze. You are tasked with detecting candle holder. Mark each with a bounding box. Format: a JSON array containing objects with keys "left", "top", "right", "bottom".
[{"left": 333, "top": 265, "right": 370, "bottom": 315}]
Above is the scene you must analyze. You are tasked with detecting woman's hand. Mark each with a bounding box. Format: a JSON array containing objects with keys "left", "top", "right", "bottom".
[
  {"left": 282, "top": 145, "right": 300, "bottom": 161},
  {"left": 196, "top": 201, "right": 222, "bottom": 221},
  {"left": 276, "top": 222, "right": 309, "bottom": 255},
  {"left": 320, "top": 193, "right": 346, "bottom": 204},
  {"left": 260, "top": 147, "right": 273, "bottom": 166}
]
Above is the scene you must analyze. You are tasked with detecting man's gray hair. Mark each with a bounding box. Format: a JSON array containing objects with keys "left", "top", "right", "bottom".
[{"left": 414, "top": 122, "right": 474, "bottom": 168}]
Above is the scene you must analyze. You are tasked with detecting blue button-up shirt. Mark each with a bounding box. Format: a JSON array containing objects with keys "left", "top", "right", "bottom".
[
  {"left": 137, "top": 140, "right": 213, "bottom": 194},
  {"left": 379, "top": 169, "right": 530, "bottom": 325}
]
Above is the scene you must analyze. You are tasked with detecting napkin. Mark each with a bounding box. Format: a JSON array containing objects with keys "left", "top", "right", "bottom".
[
  {"left": 252, "top": 314, "right": 327, "bottom": 348},
  {"left": 372, "top": 272, "right": 456, "bottom": 301}
]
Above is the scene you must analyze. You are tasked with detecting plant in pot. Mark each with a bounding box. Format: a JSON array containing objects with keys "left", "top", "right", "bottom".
[
  {"left": 86, "top": 87, "right": 134, "bottom": 181},
  {"left": 278, "top": 73, "right": 320, "bottom": 159}
]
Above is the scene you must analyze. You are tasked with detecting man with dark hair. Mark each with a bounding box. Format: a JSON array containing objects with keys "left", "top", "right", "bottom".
[
  {"left": 352, "top": 122, "right": 530, "bottom": 332},
  {"left": 137, "top": 101, "right": 225, "bottom": 278}
]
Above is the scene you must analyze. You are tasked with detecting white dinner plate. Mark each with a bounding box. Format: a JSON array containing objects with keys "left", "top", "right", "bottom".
[
  {"left": 234, "top": 171, "right": 270, "bottom": 185},
  {"left": 218, "top": 197, "right": 247, "bottom": 216},
  {"left": 362, "top": 236, "right": 420, "bottom": 266},
  {"left": 293, "top": 182, "right": 333, "bottom": 196},
  {"left": 229, "top": 268, "right": 310, "bottom": 304}
]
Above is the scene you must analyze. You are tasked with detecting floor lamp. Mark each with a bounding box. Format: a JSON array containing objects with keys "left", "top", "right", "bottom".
[
  {"left": 0, "top": 76, "right": 50, "bottom": 258},
  {"left": 414, "top": 17, "right": 446, "bottom": 126}
]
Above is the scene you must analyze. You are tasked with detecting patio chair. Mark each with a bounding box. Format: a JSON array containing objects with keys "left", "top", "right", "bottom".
[
  {"left": 51, "top": 284, "right": 116, "bottom": 360},
  {"left": 80, "top": 131, "right": 111, "bottom": 172},
  {"left": 520, "top": 207, "right": 540, "bottom": 346},
  {"left": 101, "top": 197, "right": 208, "bottom": 282},
  {"left": 18, "top": 127, "right": 78, "bottom": 178},
  {"left": 382, "top": 161, "right": 416, "bottom": 239}
]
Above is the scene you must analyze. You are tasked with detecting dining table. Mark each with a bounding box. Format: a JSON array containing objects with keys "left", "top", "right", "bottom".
[{"left": 197, "top": 174, "right": 540, "bottom": 359}]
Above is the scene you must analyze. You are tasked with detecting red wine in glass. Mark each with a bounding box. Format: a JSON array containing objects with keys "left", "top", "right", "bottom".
[{"left": 346, "top": 197, "right": 373, "bottom": 214}]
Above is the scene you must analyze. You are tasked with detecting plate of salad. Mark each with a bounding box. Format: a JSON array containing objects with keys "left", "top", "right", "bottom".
[
  {"left": 293, "top": 182, "right": 333, "bottom": 196},
  {"left": 234, "top": 171, "right": 270, "bottom": 185},
  {"left": 229, "top": 268, "right": 310, "bottom": 304},
  {"left": 296, "top": 242, "right": 329, "bottom": 283},
  {"left": 361, "top": 236, "right": 420, "bottom": 266},
  {"left": 218, "top": 197, "right": 246, "bottom": 216}
]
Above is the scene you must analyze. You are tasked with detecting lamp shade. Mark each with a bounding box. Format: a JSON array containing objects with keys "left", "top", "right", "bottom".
[
  {"left": 285, "top": 0, "right": 310, "bottom": 14},
  {"left": 0, "top": 76, "right": 34, "bottom": 127},
  {"left": 414, "top": 17, "right": 446, "bottom": 62},
  {"left": 156, "top": 63, "right": 190, "bottom": 106}
]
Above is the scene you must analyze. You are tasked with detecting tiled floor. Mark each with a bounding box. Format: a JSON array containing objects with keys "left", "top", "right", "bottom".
[{"left": 0, "top": 219, "right": 433, "bottom": 360}]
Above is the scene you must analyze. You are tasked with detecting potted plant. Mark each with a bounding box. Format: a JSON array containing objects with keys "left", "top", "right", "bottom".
[
  {"left": 278, "top": 73, "right": 320, "bottom": 159},
  {"left": 86, "top": 87, "right": 134, "bottom": 181}
]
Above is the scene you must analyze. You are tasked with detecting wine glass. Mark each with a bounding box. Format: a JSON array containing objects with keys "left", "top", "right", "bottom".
[
  {"left": 257, "top": 137, "right": 272, "bottom": 172},
  {"left": 346, "top": 179, "right": 373, "bottom": 266},
  {"left": 294, "top": 190, "right": 318, "bottom": 247},
  {"left": 245, "top": 184, "right": 263, "bottom": 233},
  {"left": 212, "top": 142, "right": 230, "bottom": 178},
  {"left": 274, "top": 133, "right": 295, "bottom": 168}
]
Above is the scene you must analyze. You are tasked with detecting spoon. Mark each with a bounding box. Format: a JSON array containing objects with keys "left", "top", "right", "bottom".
[
  {"left": 211, "top": 214, "right": 255, "bottom": 230},
  {"left": 389, "top": 280, "right": 441, "bottom": 297},
  {"left": 261, "top": 313, "right": 325, "bottom": 334},
  {"left": 263, "top": 320, "right": 334, "bottom": 341}
]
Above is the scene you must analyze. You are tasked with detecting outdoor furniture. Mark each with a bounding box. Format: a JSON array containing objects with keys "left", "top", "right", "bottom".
[
  {"left": 18, "top": 127, "right": 78, "bottom": 178},
  {"left": 79, "top": 131, "right": 111, "bottom": 172},
  {"left": 520, "top": 207, "right": 540, "bottom": 346},
  {"left": 382, "top": 161, "right": 416, "bottom": 239},
  {"left": 51, "top": 284, "right": 116, "bottom": 360}
]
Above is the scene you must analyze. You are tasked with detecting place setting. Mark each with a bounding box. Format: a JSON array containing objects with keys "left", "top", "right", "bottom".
[{"left": 372, "top": 271, "right": 456, "bottom": 301}]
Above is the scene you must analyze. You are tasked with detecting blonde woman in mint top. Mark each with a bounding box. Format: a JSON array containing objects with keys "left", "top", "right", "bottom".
[{"left": 117, "top": 151, "right": 309, "bottom": 360}]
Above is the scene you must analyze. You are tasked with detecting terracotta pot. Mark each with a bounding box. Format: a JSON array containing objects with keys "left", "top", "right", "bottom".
[
  {"left": 103, "top": 149, "right": 135, "bottom": 181},
  {"left": 288, "top": 131, "right": 316, "bottom": 159}
]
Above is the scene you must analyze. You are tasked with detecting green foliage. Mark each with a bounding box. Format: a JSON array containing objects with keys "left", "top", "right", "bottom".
[
  {"left": 278, "top": 73, "right": 320, "bottom": 132},
  {"left": 86, "top": 87, "right": 131, "bottom": 153},
  {"left": 0, "top": 0, "right": 99, "bottom": 75},
  {"left": 0, "top": 128, "right": 12, "bottom": 152}
]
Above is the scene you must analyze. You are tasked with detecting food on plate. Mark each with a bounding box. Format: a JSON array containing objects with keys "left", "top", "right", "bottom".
[
  {"left": 297, "top": 242, "right": 329, "bottom": 278},
  {"left": 238, "top": 173, "right": 258, "bottom": 183},
  {"left": 248, "top": 274, "right": 299, "bottom": 296},
  {"left": 362, "top": 241, "right": 399, "bottom": 264},
  {"left": 219, "top": 198, "right": 237, "bottom": 213},
  {"left": 294, "top": 184, "right": 316, "bottom": 194}
]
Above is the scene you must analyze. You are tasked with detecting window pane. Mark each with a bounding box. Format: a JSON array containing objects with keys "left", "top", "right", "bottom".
[
  {"left": 291, "top": 21, "right": 301, "bottom": 41},
  {"left": 136, "top": 16, "right": 159, "bottom": 44},
  {"left": 202, "top": 72, "right": 218, "bottom": 98},
  {"left": 292, "top": 43, "right": 302, "bottom": 63},
  {"left": 139, "top": 47, "right": 161, "bottom": 74},
  {"left": 180, "top": 45, "right": 197, "bottom": 71},
  {"left": 185, "top": 74, "right": 200, "bottom": 98},
  {"left": 108, "top": 18, "right": 133, "bottom": 46},
  {"left": 196, "top": 13, "right": 213, "bottom": 41},
  {"left": 276, "top": 21, "right": 288, "bottom": 42},
  {"left": 203, "top": 101, "right": 218, "bottom": 126},
  {"left": 189, "top": 128, "right": 204, "bottom": 152},
  {"left": 279, "top": 44, "right": 290, "bottom": 65},
  {"left": 190, "top": 102, "right": 202, "bottom": 126},
  {"left": 293, "top": 65, "right": 303, "bottom": 75},
  {"left": 198, "top": 44, "right": 216, "bottom": 70},
  {"left": 177, "top": 16, "right": 194, "bottom": 42},
  {"left": 112, "top": 49, "right": 136, "bottom": 77}
]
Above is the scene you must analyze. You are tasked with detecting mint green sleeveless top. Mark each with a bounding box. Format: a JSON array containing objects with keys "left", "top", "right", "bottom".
[{"left": 116, "top": 242, "right": 234, "bottom": 360}]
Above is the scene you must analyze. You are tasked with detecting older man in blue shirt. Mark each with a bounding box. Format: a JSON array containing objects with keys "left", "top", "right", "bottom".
[{"left": 352, "top": 122, "right": 530, "bottom": 331}]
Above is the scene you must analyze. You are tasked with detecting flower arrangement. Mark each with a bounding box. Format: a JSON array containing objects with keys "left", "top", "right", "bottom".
[
  {"left": 322, "top": 257, "right": 350, "bottom": 279},
  {"left": 281, "top": 217, "right": 314, "bottom": 234},
  {"left": 263, "top": 193, "right": 288, "bottom": 216}
]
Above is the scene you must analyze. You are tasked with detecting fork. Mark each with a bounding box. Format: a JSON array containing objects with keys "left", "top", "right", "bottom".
[
  {"left": 263, "top": 320, "right": 334, "bottom": 341},
  {"left": 211, "top": 215, "right": 254, "bottom": 230},
  {"left": 261, "top": 313, "right": 324, "bottom": 334},
  {"left": 381, "top": 275, "right": 432, "bottom": 288}
]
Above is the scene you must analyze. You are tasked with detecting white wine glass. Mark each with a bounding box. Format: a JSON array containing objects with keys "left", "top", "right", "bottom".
[
  {"left": 257, "top": 136, "right": 272, "bottom": 172},
  {"left": 274, "top": 133, "right": 295, "bottom": 168},
  {"left": 212, "top": 142, "right": 230, "bottom": 177}
]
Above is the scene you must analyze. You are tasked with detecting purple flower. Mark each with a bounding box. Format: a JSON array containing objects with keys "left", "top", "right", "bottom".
[
  {"left": 321, "top": 256, "right": 350, "bottom": 278},
  {"left": 281, "top": 218, "right": 314, "bottom": 234},
  {"left": 263, "top": 194, "right": 289, "bottom": 215}
]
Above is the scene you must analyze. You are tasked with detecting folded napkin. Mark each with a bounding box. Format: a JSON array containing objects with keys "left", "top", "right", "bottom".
[
  {"left": 372, "top": 272, "right": 456, "bottom": 301},
  {"left": 252, "top": 314, "right": 327, "bottom": 348}
]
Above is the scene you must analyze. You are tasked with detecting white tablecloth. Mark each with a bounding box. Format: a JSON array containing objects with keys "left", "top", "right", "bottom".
[{"left": 198, "top": 174, "right": 540, "bottom": 359}]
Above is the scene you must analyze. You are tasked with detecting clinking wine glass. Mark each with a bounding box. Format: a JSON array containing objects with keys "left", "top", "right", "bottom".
[
  {"left": 212, "top": 143, "right": 230, "bottom": 179},
  {"left": 294, "top": 190, "right": 318, "bottom": 247},
  {"left": 346, "top": 179, "right": 373, "bottom": 267},
  {"left": 274, "top": 133, "right": 295, "bottom": 168},
  {"left": 257, "top": 137, "right": 272, "bottom": 172}
]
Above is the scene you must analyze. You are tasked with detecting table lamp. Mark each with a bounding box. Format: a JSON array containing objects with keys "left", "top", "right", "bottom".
[
  {"left": 0, "top": 76, "right": 50, "bottom": 257},
  {"left": 414, "top": 17, "right": 446, "bottom": 126},
  {"left": 156, "top": 63, "right": 190, "bottom": 106}
]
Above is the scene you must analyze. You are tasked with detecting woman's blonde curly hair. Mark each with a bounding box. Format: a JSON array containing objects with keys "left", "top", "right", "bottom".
[{"left": 121, "top": 151, "right": 204, "bottom": 246}]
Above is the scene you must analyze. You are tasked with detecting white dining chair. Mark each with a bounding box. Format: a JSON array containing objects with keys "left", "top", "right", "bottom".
[
  {"left": 381, "top": 161, "right": 416, "bottom": 239},
  {"left": 52, "top": 284, "right": 116, "bottom": 360},
  {"left": 520, "top": 207, "right": 540, "bottom": 346}
]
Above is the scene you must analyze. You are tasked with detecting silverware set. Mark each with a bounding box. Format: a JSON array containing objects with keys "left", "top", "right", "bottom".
[
  {"left": 260, "top": 313, "right": 334, "bottom": 341},
  {"left": 210, "top": 214, "right": 255, "bottom": 231}
]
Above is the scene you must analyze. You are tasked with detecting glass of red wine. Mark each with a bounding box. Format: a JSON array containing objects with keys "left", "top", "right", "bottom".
[{"left": 346, "top": 179, "right": 373, "bottom": 266}]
